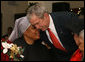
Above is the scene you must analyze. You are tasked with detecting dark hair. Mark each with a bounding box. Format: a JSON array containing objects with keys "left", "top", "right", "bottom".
[
  {"left": 80, "top": 8, "right": 84, "bottom": 15},
  {"left": 72, "top": 19, "right": 84, "bottom": 35},
  {"left": 66, "top": 19, "right": 84, "bottom": 35}
]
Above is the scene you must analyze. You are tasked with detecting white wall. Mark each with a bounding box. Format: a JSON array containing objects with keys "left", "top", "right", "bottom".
[{"left": 1, "top": 1, "right": 28, "bottom": 36}]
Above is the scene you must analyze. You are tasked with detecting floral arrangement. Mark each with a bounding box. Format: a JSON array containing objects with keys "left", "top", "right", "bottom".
[{"left": 1, "top": 38, "right": 24, "bottom": 61}]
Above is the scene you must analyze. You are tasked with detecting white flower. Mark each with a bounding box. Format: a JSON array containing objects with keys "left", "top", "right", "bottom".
[
  {"left": 20, "top": 55, "right": 24, "bottom": 58},
  {"left": 3, "top": 48, "right": 8, "bottom": 54},
  {"left": 2, "top": 42, "right": 8, "bottom": 48},
  {"left": 17, "top": 47, "right": 20, "bottom": 51},
  {"left": 2, "top": 42, "right": 13, "bottom": 49},
  {"left": 2, "top": 42, "right": 14, "bottom": 54},
  {"left": 9, "top": 43, "right": 13, "bottom": 48}
]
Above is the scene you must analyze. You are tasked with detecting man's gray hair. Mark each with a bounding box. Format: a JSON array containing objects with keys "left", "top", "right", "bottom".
[{"left": 27, "top": 3, "right": 49, "bottom": 20}]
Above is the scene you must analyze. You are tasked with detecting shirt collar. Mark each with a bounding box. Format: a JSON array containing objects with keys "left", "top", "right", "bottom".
[{"left": 48, "top": 14, "right": 53, "bottom": 30}]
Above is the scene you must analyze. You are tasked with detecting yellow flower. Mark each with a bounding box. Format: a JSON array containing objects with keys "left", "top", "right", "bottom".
[
  {"left": 10, "top": 51, "right": 14, "bottom": 58},
  {"left": 10, "top": 44, "right": 19, "bottom": 55}
]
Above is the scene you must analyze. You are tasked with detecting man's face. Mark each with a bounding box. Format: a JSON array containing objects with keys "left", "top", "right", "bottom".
[
  {"left": 29, "top": 13, "right": 49, "bottom": 31},
  {"left": 24, "top": 25, "right": 40, "bottom": 40}
]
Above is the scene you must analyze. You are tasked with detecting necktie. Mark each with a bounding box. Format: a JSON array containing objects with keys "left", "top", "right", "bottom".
[
  {"left": 47, "top": 28, "right": 67, "bottom": 52},
  {"left": 70, "top": 49, "right": 83, "bottom": 61}
]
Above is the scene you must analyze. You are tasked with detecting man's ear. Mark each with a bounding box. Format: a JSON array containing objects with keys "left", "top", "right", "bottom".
[{"left": 74, "top": 34, "right": 80, "bottom": 46}]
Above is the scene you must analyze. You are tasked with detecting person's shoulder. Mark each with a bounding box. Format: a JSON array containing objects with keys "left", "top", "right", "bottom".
[
  {"left": 13, "top": 37, "right": 22, "bottom": 44},
  {"left": 13, "top": 36, "right": 24, "bottom": 44},
  {"left": 13, "top": 36, "right": 28, "bottom": 47}
]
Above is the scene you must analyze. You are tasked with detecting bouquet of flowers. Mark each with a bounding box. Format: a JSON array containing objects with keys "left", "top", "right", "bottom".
[{"left": 1, "top": 38, "right": 24, "bottom": 61}]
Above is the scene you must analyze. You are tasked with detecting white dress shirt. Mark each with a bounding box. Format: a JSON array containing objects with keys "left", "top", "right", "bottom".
[{"left": 46, "top": 15, "right": 64, "bottom": 47}]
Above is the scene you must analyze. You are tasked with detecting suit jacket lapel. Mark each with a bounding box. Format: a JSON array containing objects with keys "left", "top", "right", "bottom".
[{"left": 50, "top": 13, "right": 64, "bottom": 46}]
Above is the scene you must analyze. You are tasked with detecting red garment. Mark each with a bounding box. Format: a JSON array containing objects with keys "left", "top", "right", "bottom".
[
  {"left": 47, "top": 28, "right": 67, "bottom": 52},
  {"left": 70, "top": 49, "right": 83, "bottom": 61},
  {"left": 1, "top": 53, "right": 9, "bottom": 61},
  {"left": 7, "top": 40, "right": 12, "bottom": 44},
  {"left": 1, "top": 38, "right": 5, "bottom": 42}
]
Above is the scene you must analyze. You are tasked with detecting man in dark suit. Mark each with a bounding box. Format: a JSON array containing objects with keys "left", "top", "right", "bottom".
[{"left": 27, "top": 3, "right": 79, "bottom": 61}]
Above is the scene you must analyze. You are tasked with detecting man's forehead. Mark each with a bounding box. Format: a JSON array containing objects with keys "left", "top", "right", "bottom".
[
  {"left": 31, "top": 13, "right": 37, "bottom": 17},
  {"left": 30, "top": 18, "right": 40, "bottom": 23}
]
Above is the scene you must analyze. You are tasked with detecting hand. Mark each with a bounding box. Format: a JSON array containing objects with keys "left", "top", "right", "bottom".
[{"left": 41, "top": 41, "right": 51, "bottom": 49}]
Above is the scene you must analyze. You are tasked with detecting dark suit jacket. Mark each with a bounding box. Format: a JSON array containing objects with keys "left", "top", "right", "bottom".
[{"left": 40, "top": 11, "right": 78, "bottom": 61}]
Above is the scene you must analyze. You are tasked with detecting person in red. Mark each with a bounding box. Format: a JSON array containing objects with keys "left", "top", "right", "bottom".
[
  {"left": 68, "top": 19, "right": 84, "bottom": 61},
  {"left": 70, "top": 29, "right": 84, "bottom": 61}
]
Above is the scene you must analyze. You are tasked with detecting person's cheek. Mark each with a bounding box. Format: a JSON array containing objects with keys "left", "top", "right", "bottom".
[
  {"left": 79, "top": 43, "right": 84, "bottom": 52},
  {"left": 79, "top": 38, "right": 84, "bottom": 43},
  {"left": 75, "top": 40, "right": 80, "bottom": 46}
]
